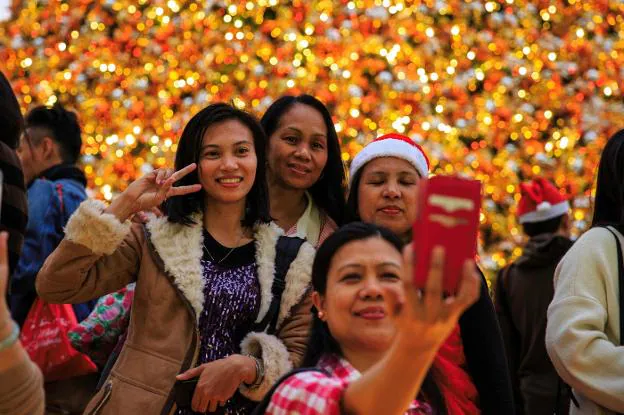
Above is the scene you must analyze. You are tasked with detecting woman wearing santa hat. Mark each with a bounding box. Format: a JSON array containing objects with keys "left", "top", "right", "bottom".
[
  {"left": 546, "top": 129, "right": 624, "bottom": 415},
  {"left": 345, "top": 133, "right": 514, "bottom": 415}
]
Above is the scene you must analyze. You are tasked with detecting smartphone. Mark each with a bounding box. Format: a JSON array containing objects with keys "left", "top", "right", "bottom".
[
  {"left": 173, "top": 378, "right": 197, "bottom": 409},
  {"left": 412, "top": 175, "right": 482, "bottom": 295}
]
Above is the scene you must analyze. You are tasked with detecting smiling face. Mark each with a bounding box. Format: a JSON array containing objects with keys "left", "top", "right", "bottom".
[
  {"left": 198, "top": 119, "right": 257, "bottom": 206},
  {"left": 313, "top": 236, "right": 405, "bottom": 353},
  {"left": 356, "top": 157, "right": 422, "bottom": 238},
  {"left": 267, "top": 103, "right": 329, "bottom": 191}
]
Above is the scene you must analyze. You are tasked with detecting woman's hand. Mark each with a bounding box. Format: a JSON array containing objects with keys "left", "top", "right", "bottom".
[
  {"left": 394, "top": 245, "right": 481, "bottom": 352},
  {"left": 176, "top": 354, "right": 256, "bottom": 413},
  {"left": 105, "top": 163, "right": 202, "bottom": 222}
]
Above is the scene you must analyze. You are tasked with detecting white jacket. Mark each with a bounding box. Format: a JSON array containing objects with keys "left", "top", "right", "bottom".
[{"left": 546, "top": 226, "right": 624, "bottom": 414}]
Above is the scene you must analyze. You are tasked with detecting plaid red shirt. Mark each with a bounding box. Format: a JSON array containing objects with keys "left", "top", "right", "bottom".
[{"left": 265, "top": 354, "right": 433, "bottom": 414}]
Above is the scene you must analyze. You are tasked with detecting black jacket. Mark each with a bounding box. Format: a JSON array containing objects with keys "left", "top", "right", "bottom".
[{"left": 461, "top": 267, "right": 515, "bottom": 414}]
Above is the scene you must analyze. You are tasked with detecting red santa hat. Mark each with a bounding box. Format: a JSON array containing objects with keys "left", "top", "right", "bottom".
[
  {"left": 517, "top": 178, "right": 570, "bottom": 224},
  {"left": 349, "top": 133, "right": 430, "bottom": 183}
]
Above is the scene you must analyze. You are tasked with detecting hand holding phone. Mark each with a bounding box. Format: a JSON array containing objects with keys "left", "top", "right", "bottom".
[{"left": 412, "top": 175, "right": 482, "bottom": 295}]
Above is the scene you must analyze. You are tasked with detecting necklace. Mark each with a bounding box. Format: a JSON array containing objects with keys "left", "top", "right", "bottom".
[{"left": 203, "top": 231, "right": 244, "bottom": 265}]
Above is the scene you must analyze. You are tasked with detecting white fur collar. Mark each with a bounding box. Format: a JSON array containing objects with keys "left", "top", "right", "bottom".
[
  {"left": 254, "top": 222, "right": 315, "bottom": 329},
  {"left": 146, "top": 213, "right": 205, "bottom": 321},
  {"left": 147, "top": 217, "right": 313, "bottom": 329},
  {"left": 253, "top": 222, "right": 282, "bottom": 323}
]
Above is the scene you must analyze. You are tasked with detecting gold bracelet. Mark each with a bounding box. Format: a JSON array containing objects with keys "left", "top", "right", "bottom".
[{"left": 243, "top": 354, "right": 264, "bottom": 388}]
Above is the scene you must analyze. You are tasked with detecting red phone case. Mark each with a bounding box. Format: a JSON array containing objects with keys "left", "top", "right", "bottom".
[{"left": 412, "top": 175, "right": 482, "bottom": 295}]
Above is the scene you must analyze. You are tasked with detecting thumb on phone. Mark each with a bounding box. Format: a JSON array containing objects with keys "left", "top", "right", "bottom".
[{"left": 177, "top": 365, "right": 203, "bottom": 380}]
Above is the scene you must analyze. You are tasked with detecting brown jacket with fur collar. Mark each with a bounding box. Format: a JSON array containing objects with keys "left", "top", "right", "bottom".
[{"left": 36, "top": 200, "right": 315, "bottom": 415}]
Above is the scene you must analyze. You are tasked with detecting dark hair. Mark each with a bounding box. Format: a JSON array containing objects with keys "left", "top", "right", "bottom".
[
  {"left": 25, "top": 103, "right": 82, "bottom": 163},
  {"left": 166, "top": 103, "right": 271, "bottom": 227},
  {"left": 303, "top": 222, "right": 447, "bottom": 413},
  {"left": 0, "top": 71, "right": 24, "bottom": 149},
  {"left": 345, "top": 168, "right": 364, "bottom": 223},
  {"left": 261, "top": 95, "right": 347, "bottom": 226},
  {"left": 592, "top": 129, "right": 624, "bottom": 233},
  {"left": 522, "top": 214, "right": 565, "bottom": 237}
]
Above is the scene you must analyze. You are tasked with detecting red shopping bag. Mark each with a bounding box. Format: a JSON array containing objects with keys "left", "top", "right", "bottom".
[{"left": 20, "top": 299, "right": 98, "bottom": 382}]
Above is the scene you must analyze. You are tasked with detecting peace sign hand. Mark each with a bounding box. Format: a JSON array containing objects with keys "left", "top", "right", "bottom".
[{"left": 106, "top": 163, "right": 202, "bottom": 222}]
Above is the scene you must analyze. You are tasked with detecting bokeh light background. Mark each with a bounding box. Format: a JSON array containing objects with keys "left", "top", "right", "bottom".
[{"left": 1, "top": 0, "right": 624, "bottom": 276}]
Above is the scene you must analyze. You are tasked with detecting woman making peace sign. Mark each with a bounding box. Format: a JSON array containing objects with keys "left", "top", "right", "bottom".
[{"left": 36, "top": 103, "right": 315, "bottom": 414}]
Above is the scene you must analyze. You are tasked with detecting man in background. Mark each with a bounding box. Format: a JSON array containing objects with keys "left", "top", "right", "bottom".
[
  {"left": 495, "top": 177, "right": 573, "bottom": 415},
  {"left": 11, "top": 103, "right": 97, "bottom": 414}
]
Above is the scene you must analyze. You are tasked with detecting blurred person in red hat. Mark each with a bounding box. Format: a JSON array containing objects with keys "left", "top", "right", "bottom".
[{"left": 495, "top": 177, "right": 573, "bottom": 415}]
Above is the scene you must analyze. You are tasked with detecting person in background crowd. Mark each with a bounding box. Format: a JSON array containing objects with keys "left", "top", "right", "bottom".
[
  {"left": 11, "top": 103, "right": 94, "bottom": 327},
  {"left": 0, "top": 71, "right": 43, "bottom": 415},
  {"left": 261, "top": 95, "right": 346, "bottom": 247},
  {"left": 263, "top": 222, "right": 480, "bottom": 414},
  {"left": 547, "top": 129, "right": 624, "bottom": 414},
  {"left": 0, "top": 232, "right": 44, "bottom": 415},
  {"left": 9, "top": 103, "right": 98, "bottom": 414},
  {"left": 346, "top": 133, "right": 515, "bottom": 414},
  {"left": 36, "top": 103, "right": 315, "bottom": 415},
  {"left": 0, "top": 71, "right": 28, "bottom": 279},
  {"left": 495, "top": 178, "right": 573, "bottom": 415}
]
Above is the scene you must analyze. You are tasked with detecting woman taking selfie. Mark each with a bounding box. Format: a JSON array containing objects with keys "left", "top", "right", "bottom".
[
  {"left": 261, "top": 95, "right": 346, "bottom": 247},
  {"left": 262, "top": 222, "right": 480, "bottom": 414},
  {"left": 345, "top": 134, "right": 514, "bottom": 414},
  {"left": 36, "top": 103, "right": 315, "bottom": 414}
]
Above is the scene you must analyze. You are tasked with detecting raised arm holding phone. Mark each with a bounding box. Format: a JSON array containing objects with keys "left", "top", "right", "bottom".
[{"left": 261, "top": 222, "right": 480, "bottom": 414}]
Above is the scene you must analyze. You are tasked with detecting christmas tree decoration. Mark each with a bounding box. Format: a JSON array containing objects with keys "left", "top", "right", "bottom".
[{"left": 2, "top": 0, "right": 623, "bottom": 276}]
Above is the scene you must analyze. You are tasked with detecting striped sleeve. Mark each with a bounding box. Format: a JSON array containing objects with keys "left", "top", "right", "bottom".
[{"left": 0, "top": 357, "right": 44, "bottom": 415}]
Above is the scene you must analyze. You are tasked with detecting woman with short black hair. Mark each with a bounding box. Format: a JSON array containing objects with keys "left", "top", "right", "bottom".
[{"left": 37, "top": 103, "right": 316, "bottom": 415}]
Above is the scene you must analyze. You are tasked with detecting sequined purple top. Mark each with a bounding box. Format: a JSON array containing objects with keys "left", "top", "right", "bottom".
[{"left": 177, "top": 231, "right": 260, "bottom": 415}]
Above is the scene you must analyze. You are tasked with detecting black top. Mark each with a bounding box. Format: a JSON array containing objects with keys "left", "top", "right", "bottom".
[
  {"left": 495, "top": 234, "right": 573, "bottom": 415},
  {"left": 35, "top": 163, "right": 87, "bottom": 188},
  {"left": 461, "top": 267, "right": 515, "bottom": 414},
  {"left": 202, "top": 229, "right": 255, "bottom": 268}
]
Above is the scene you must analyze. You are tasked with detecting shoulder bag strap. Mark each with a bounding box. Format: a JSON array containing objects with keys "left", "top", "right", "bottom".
[
  {"left": 601, "top": 227, "right": 624, "bottom": 345},
  {"left": 251, "top": 236, "right": 306, "bottom": 334}
]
